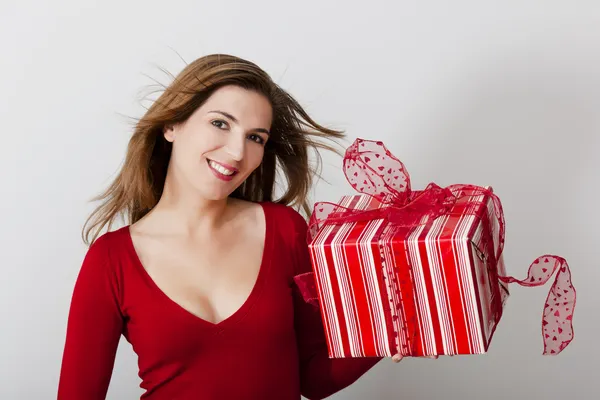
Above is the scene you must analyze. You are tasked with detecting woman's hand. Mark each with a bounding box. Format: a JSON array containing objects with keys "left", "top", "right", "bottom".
[
  {"left": 391, "top": 354, "right": 439, "bottom": 363},
  {"left": 392, "top": 354, "right": 404, "bottom": 363}
]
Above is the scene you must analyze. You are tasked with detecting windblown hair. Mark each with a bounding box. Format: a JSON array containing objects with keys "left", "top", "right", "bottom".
[{"left": 82, "top": 54, "right": 346, "bottom": 245}]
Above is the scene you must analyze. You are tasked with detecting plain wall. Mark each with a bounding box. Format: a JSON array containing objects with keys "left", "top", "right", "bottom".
[{"left": 1, "top": 0, "right": 598, "bottom": 398}]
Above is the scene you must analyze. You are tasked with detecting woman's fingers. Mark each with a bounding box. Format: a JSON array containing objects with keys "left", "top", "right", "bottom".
[{"left": 391, "top": 353, "right": 453, "bottom": 362}]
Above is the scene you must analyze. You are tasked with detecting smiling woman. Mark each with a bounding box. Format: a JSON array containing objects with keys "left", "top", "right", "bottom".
[
  {"left": 81, "top": 55, "right": 345, "bottom": 245},
  {"left": 57, "top": 54, "right": 386, "bottom": 400},
  {"left": 162, "top": 86, "right": 273, "bottom": 199}
]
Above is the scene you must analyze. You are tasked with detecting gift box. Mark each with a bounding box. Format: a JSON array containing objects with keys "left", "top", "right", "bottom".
[{"left": 295, "top": 138, "right": 575, "bottom": 358}]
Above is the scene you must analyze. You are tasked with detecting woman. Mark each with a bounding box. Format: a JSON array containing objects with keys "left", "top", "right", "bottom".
[{"left": 57, "top": 54, "right": 400, "bottom": 400}]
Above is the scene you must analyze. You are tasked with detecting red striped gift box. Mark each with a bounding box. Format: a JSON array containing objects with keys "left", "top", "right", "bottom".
[
  {"left": 306, "top": 187, "right": 509, "bottom": 358},
  {"left": 295, "top": 138, "right": 575, "bottom": 358}
]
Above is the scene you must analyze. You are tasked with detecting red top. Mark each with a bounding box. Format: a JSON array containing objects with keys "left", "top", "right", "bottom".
[{"left": 58, "top": 202, "right": 382, "bottom": 400}]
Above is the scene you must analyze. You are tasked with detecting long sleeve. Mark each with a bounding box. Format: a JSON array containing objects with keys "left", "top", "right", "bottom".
[
  {"left": 288, "top": 208, "right": 383, "bottom": 400},
  {"left": 57, "top": 235, "right": 124, "bottom": 400}
]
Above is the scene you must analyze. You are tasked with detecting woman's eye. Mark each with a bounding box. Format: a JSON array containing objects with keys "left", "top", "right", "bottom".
[
  {"left": 211, "top": 120, "right": 228, "bottom": 129},
  {"left": 248, "top": 134, "right": 265, "bottom": 145}
]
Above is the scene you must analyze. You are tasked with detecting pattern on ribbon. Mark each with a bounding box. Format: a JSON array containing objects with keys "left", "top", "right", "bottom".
[{"left": 296, "top": 138, "right": 575, "bottom": 356}]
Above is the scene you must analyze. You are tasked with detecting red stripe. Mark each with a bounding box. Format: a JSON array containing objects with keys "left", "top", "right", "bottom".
[
  {"left": 312, "top": 226, "right": 341, "bottom": 357},
  {"left": 363, "top": 197, "right": 392, "bottom": 357},
  {"left": 393, "top": 229, "right": 421, "bottom": 355},
  {"left": 451, "top": 193, "right": 480, "bottom": 354},
  {"left": 427, "top": 218, "right": 453, "bottom": 354},
  {"left": 377, "top": 234, "right": 400, "bottom": 356},
  {"left": 439, "top": 213, "right": 470, "bottom": 354},
  {"left": 464, "top": 231, "right": 485, "bottom": 351},
  {"left": 322, "top": 223, "right": 352, "bottom": 357},
  {"left": 309, "top": 247, "right": 335, "bottom": 355},
  {"left": 460, "top": 193, "right": 489, "bottom": 353},
  {"left": 343, "top": 219, "right": 374, "bottom": 356},
  {"left": 416, "top": 220, "right": 444, "bottom": 355},
  {"left": 476, "top": 198, "right": 503, "bottom": 350}
]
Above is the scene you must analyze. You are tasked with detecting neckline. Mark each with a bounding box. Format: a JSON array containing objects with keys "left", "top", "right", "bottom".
[{"left": 122, "top": 201, "right": 273, "bottom": 331}]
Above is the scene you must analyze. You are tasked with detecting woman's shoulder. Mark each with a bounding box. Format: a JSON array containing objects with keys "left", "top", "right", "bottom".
[
  {"left": 83, "top": 226, "right": 130, "bottom": 264},
  {"left": 261, "top": 201, "right": 308, "bottom": 232},
  {"left": 259, "top": 201, "right": 311, "bottom": 258}
]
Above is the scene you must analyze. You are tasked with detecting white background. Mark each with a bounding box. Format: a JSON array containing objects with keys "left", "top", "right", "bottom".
[{"left": 1, "top": 0, "right": 598, "bottom": 399}]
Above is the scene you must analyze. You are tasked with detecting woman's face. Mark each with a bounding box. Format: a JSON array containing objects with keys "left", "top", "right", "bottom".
[{"left": 164, "top": 85, "right": 273, "bottom": 200}]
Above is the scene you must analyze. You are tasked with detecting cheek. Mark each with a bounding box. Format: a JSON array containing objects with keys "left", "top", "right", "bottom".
[
  {"left": 171, "top": 137, "right": 202, "bottom": 170},
  {"left": 179, "top": 129, "right": 215, "bottom": 158},
  {"left": 246, "top": 147, "right": 265, "bottom": 169}
]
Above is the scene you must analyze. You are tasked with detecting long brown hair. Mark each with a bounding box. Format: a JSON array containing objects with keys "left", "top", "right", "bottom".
[{"left": 82, "top": 54, "right": 346, "bottom": 245}]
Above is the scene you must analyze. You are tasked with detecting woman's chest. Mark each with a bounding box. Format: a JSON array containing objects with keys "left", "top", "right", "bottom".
[
  {"left": 132, "top": 229, "right": 267, "bottom": 326},
  {"left": 120, "top": 258, "right": 297, "bottom": 367}
]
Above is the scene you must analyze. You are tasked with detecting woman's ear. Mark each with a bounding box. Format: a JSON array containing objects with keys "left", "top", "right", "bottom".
[{"left": 163, "top": 125, "right": 175, "bottom": 142}]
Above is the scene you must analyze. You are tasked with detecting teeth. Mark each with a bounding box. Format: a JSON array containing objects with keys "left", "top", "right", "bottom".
[{"left": 209, "top": 160, "right": 235, "bottom": 176}]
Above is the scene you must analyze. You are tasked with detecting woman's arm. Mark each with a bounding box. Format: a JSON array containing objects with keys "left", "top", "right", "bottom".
[
  {"left": 57, "top": 235, "right": 124, "bottom": 400},
  {"left": 293, "top": 285, "right": 383, "bottom": 399},
  {"left": 288, "top": 209, "right": 383, "bottom": 400}
]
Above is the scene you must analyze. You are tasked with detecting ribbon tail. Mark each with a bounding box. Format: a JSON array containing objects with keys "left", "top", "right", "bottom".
[{"left": 499, "top": 255, "right": 576, "bottom": 355}]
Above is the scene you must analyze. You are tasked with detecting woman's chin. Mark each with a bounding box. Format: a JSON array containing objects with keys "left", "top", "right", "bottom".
[{"left": 196, "top": 184, "right": 240, "bottom": 202}]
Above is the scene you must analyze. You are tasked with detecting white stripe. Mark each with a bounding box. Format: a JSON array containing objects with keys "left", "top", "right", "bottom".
[
  {"left": 407, "top": 217, "right": 436, "bottom": 355},
  {"left": 312, "top": 194, "right": 357, "bottom": 357},
  {"left": 473, "top": 222, "right": 492, "bottom": 343},
  {"left": 460, "top": 216, "right": 483, "bottom": 353},
  {"left": 426, "top": 215, "right": 455, "bottom": 355},
  {"left": 344, "top": 195, "right": 373, "bottom": 356},
  {"left": 448, "top": 187, "right": 476, "bottom": 354},
  {"left": 336, "top": 194, "right": 376, "bottom": 356},
  {"left": 332, "top": 198, "right": 363, "bottom": 356},
  {"left": 380, "top": 224, "right": 403, "bottom": 356},
  {"left": 454, "top": 192, "right": 486, "bottom": 353},
  {"left": 439, "top": 213, "right": 461, "bottom": 355},
  {"left": 349, "top": 194, "right": 378, "bottom": 355},
  {"left": 358, "top": 217, "right": 388, "bottom": 356},
  {"left": 449, "top": 203, "right": 472, "bottom": 354},
  {"left": 313, "top": 222, "right": 344, "bottom": 356}
]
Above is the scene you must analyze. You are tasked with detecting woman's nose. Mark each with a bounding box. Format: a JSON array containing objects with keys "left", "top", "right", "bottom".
[{"left": 224, "top": 134, "right": 245, "bottom": 161}]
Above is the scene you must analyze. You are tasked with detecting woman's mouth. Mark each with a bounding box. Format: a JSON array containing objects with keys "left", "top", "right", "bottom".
[{"left": 207, "top": 159, "right": 238, "bottom": 181}]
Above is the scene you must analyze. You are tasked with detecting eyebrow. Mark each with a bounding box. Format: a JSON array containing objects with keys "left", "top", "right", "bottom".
[{"left": 208, "top": 110, "right": 271, "bottom": 135}]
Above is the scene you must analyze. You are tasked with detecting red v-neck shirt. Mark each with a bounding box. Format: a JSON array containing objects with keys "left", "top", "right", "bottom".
[{"left": 58, "top": 202, "right": 382, "bottom": 400}]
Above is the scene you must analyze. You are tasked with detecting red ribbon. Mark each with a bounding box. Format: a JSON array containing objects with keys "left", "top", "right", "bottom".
[{"left": 296, "top": 138, "right": 575, "bottom": 355}]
